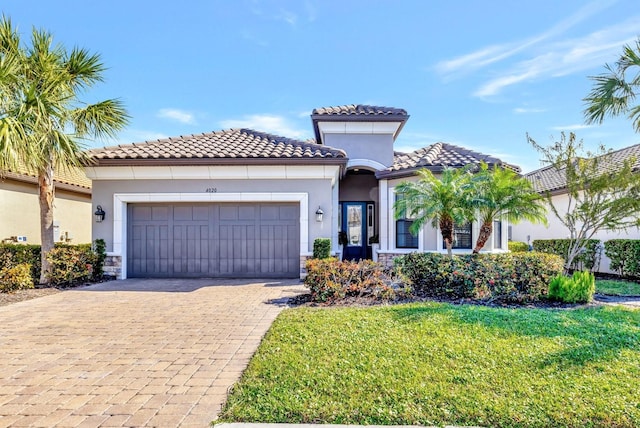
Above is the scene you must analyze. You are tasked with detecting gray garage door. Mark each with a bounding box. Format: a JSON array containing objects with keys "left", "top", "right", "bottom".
[{"left": 127, "top": 203, "right": 300, "bottom": 278}]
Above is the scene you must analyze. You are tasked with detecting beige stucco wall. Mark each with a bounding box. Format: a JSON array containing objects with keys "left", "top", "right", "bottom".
[
  {"left": 0, "top": 178, "right": 92, "bottom": 245},
  {"left": 511, "top": 192, "right": 640, "bottom": 273}
]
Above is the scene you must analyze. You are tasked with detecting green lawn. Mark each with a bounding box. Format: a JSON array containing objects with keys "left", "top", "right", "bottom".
[
  {"left": 220, "top": 303, "right": 640, "bottom": 427},
  {"left": 596, "top": 279, "right": 640, "bottom": 296}
]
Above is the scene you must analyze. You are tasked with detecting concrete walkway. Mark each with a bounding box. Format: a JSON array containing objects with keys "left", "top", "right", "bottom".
[{"left": 0, "top": 278, "right": 305, "bottom": 427}]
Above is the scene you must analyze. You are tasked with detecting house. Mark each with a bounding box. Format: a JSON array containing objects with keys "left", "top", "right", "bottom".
[
  {"left": 85, "top": 104, "right": 516, "bottom": 279},
  {"left": 0, "top": 167, "right": 92, "bottom": 245},
  {"left": 510, "top": 142, "right": 640, "bottom": 273}
]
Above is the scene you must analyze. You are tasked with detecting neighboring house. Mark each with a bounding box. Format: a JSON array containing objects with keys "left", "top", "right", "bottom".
[
  {"left": 0, "top": 167, "right": 92, "bottom": 245},
  {"left": 511, "top": 143, "right": 640, "bottom": 274},
  {"left": 85, "top": 104, "right": 516, "bottom": 279}
]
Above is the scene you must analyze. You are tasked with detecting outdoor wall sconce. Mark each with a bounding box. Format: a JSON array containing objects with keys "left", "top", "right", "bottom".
[
  {"left": 315, "top": 206, "right": 324, "bottom": 222},
  {"left": 94, "top": 205, "right": 106, "bottom": 223}
]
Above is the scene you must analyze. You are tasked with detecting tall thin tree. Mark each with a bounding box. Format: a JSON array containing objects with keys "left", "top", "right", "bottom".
[{"left": 0, "top": 17, "right": 129, "bottom": 283}]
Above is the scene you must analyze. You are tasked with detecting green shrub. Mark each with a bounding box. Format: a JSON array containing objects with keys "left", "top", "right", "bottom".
[
  {"left": 0, "top": 263, "right": 34, "bottom": 292},
  {"left": 548, "top": 270, "right": 595, "bottom": 303},
  {"left": 46, "top": 246, "right": 96, "bottom": 286},
  {"left": 532, "top": 239, "right": 601, "bottom": 271},
  {"left": 508, "top": 241, "right": 530, "bottom": 252},
  {"left": 0, "top": 243, "right": 100, "bottom": 285},
  {"left": 92, "top": 239, "right": 107, "bottom": 280},
  {"left": 304, "top": 258, "right": 407, "bottom": 302},
  {"left": 395, "top": 252, "right": 564, "bottom": 303},
  {"left": 312, "top": 238, "right": 332, "bottom": 259},
  {"left": 0, "top": 244, "right": 41, "bottom": 283},
  {"left": 604, "top": 239, "right": 640, "bottom": 278}
]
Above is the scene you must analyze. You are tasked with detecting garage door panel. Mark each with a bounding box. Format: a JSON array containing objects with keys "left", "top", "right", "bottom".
[
  {"left": 128, "top": 202, "right": 299, "bottom": 278},
  {"left": 152, "top": 206, "right": 169, "bottom": 221},
  {"left": 279, "top": 205, "right": 298, "bottom": 220}
]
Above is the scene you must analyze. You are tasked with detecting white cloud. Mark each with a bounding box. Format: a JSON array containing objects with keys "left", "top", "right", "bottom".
[
  {"left": 278, "top": 9, "right": 298, "bottom": 26},
  {"left": 551, "top": 124, "right": 594, "bottom": 131},
  {"left": 472, "top": 17, "right": 640, "bottom": 97},
  {"left": 157, "top": 108, "right": 196, "bottom": 125},
  {"left": 220, "top": 114, "right": 309, "bottom": 139},
  {"left": 514, "top": 107, "right": 546, "bottom": 114},
  {"left": 434, "top": 0, "right": 640, "bottom": 98},
  {"left": 435, "top": 0, "right": 614, "bottom": 77}
]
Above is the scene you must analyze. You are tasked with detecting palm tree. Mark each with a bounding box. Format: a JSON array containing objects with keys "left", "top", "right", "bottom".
[
  {"left": 394, "top": 167, "right": 474, "bottom": 258},
  {"left": 584, "top": 38, "right": 640, "bottom": 132},
  {"left": 0, "top": 17, "right": 129, "bottom": 283},
  {"left": 469, "top": 163, "right": 547, "bottom": 253}
]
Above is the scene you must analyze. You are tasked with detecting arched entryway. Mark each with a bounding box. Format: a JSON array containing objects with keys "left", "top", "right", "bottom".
[{"left": 338, "top": 167, "right": 379, "bottom": 260}]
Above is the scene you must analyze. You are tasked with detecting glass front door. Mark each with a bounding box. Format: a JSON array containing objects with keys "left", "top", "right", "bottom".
[{"left": 341, "top": 202, "right": 367, "bottom": 260}]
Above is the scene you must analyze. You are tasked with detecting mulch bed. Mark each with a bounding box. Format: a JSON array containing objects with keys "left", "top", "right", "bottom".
[
  {"left": 0, "top": 287, "right": 62, "bottom": 307},
  {"left": 288, "top": 291, "right": 608, "bottom": 310}
]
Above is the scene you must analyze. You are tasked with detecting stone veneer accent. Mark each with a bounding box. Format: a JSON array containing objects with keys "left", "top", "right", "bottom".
[
  {"left": 377, "top": 252, "right": 406, "bottom": 268},
  {"left": 103, "top": 255, "right": 122, "bottom": 279},
  {"left": 300, "top": 255, "right": 312, "bottom": 278}
]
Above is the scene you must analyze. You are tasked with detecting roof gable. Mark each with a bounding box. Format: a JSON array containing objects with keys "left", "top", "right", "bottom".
[
  {"left": 310, "top": 104, "right": 410, "bottom": 144},
  {"left": 87, "top": 128, "right": 347, "bottom": 166},
  {"left": 377, "top": 142, "right": 519, "bottom": 178}
]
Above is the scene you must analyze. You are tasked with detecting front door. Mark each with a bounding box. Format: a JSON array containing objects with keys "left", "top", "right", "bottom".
[{"left": 341, "top": 202, "right": 367, "bottom": 260}]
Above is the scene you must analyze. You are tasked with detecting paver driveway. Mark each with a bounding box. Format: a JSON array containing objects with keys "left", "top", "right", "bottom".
[{"left": 0, "top": 278, "right": 305, "bottom": 427}]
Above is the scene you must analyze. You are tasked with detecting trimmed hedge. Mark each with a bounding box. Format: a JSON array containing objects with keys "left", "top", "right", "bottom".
[
  {"left": 312, "top": 238, "right": 332, "bottom": 259},
  {"left": 304, "top": 258, "right": 407, "bottom": 302},
  {"left": 0, "top": 241, "right": 105, "bottom": 286},
  {"left": 508, "top": 241, "right": 530, "bottom": 252},
  {"left": 604, "top": 239, "right": 640, "bottom": 278},
  {"left": 395, "top": 252, "right": 564, "bottom": 303},
  {"left": 532, "top": 239, "right": 600, "bottom": 271}
]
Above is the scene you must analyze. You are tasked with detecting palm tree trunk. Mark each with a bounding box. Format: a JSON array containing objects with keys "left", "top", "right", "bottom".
[
  {"left": 38, "top": 163, "right": 55, "bottom": 284},
  {"left": 440, "top": 217, "right": 454, "bottom": 258},
  {"left": 473, "top": 220, "right": 493, "bottom": 254}
]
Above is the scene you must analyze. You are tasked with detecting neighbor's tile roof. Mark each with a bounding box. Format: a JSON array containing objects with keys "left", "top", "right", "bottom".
[
  {"left": 526, "top": 142, "right": 640, "bottom": 193},
  {"left": 311, "top": 104, "right": 408, "bottom": 117},
  {"left": 378, "top": 142, "right": 519, "bottom": 178},
  {"left": 2, "top": 165, "right": 91, "bottom": 190},
  {"left": 88, "top": 129, "right": 346, "bottom": 163}
]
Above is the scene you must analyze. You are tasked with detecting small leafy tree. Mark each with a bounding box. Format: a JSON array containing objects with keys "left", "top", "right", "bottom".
[
  {"left": 394, "top": 167, "right": 474, "bottom": 258},
  {"left": 528, "top": 132, "right": 640, "bottom": 272},
  {"left": 584, "top": 37, "right": 640, "bottom": 132},
  {"left": 469, "top": 163, "right": 547, "bottom": 253}
]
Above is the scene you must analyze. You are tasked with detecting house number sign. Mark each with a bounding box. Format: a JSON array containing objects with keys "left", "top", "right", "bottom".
[{"left": 205, "top": 187, "right": 218, "bottom": 193}]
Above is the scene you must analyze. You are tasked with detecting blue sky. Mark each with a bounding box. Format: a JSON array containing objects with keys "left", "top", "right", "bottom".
[{"left": 3, "top": 0, "right": 640, "bottom": 172}]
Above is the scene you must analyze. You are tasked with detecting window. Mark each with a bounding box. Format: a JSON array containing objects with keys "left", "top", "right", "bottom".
[
  {"left": 395, "top": 193, "right": 418, "bottom": 249},
  {"left": 443, "top": 222, "right": 472, "bottom": 249},
  {"left": 493, "top": 220, "right": 502, "bottom": 249}
]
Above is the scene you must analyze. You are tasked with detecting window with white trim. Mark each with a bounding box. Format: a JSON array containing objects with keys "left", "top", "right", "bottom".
[
  {"left": 395, "top": 193, "right": 418, "bottom": 249},
  {"left": 493, "top": 220, "right": 502, "bottom": 249},
  {"left": 443, "top": 222, "right": 472, "bottom": 249}
]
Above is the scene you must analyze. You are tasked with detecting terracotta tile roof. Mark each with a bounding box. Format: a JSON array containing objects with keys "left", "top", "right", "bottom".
[
  {"left": 526, "top": 143, "right": 640, "bottom": 193},
  {"left": 377, "top": 142, "right": 519, "bottom": 178},
  {"left": 312, "top": 104, "right": 408, "bottom": 117},
  {"left": 87, "top": 129, "right": 346, "bottom": 164},
  {"left": 2, "top": 165, "right": 91, "bottom": 191}
]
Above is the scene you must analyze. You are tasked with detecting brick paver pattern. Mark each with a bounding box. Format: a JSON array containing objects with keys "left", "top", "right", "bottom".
[{"left": 0, "top": 278, "right": 304, "bottom": 427}]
